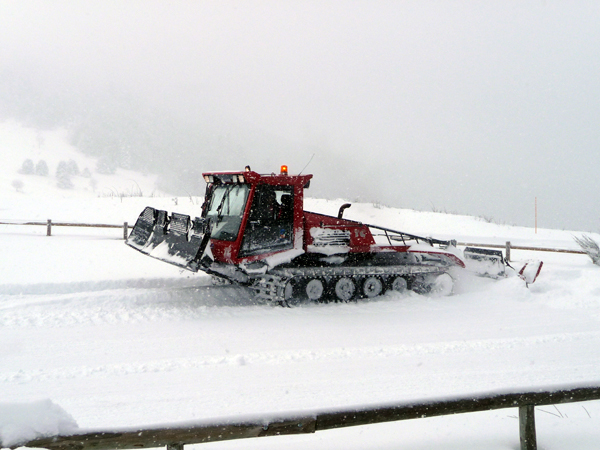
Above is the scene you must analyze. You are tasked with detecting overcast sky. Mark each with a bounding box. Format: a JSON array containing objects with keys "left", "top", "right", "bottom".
[{"left": 2, "top": 1, "right": 600, "bottom": 231}]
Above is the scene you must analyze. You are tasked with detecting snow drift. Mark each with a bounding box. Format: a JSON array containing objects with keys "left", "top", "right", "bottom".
[{"left": 0, "top": 400, "right": 78, "bottom": 448}]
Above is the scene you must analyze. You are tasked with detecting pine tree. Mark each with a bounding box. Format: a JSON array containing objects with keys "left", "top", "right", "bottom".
[
  {"left": 19, "top": 159, "right": 34, "bottom": 174},
  {"left": 56, "top": 160, "right": 68, "bottom": 178},
  {"left": 56, "top": 160, "right": 74, "bottom": 189},
  {"left": 66, "top": 159, "right": 79, "bottom": 176},
  {"left": 35, "top": 160, "right": 49, "bottom": 176},
  {"left": 57, "top": 173, "right": 74, "bottom": 189}
]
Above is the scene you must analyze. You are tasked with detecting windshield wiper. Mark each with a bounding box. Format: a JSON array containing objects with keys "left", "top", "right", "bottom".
[{"left": 215, "top": 185, "right": 234, "bottom": 224}]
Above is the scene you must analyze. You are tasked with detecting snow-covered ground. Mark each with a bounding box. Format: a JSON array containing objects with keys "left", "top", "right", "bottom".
[
  {"left": 2, "top": 122, "right": 600, "bottom": 449},
  {"left": 2, "top": 194, "right": 600, "bottom": 449}
]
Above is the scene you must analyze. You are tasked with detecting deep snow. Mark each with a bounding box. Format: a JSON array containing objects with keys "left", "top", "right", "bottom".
[
  {"left": 0, "top": 400, "right": 77, "bottom": 448},
  {"left": 2, "top": 194, "right": 600, "bottom": 449},
  {"left": 2, "top": 122, "right": 600, "bottom": 449}
]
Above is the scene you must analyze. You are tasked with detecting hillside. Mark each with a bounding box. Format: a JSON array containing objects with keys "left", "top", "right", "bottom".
[{"left": 1, "top": 121, "right": 162, "bottom": 200}]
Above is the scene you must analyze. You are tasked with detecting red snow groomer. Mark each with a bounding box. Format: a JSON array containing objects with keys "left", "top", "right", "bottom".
[{"left": 126, "top": 165, "right": 541, "bottom": 305}]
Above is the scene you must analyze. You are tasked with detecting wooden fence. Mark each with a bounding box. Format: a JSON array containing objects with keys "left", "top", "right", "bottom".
[
  {"left": 0, "top": 220, "right": 589, "bottom": 259},
  {"left": 17, "top": 385, "right": 600, "bottom": 450},
  {"left": 456, "top": 241, "right": 586, "bottom": 261},
  {"left": 0, "top": 220, "right": 130, "bottom": 240}
]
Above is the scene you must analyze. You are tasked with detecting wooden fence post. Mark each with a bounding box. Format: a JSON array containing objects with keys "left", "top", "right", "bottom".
[
  {"left": 506, "top": 241, "right": 511, "bottom": 262},
  {"left": 166, "top": 444, "right": 184, "bottom": 450},
  {"left": 47, "top": 219, "right": 52, "bottom": 236},
  {"left": 123, "top": 222, "right": 128, "bottom": 240},
  {"left": 519, "top": 405, "right": 537, "bottom": 450}
]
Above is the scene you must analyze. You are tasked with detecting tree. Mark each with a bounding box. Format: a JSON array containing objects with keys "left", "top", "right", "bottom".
[
  {"left": 56, "top": 160, "right": 68, "bottom": 178},
  {"left": 66, "top": 159, "right": 79, "bottom": 176},
  {"left": 11, "top": 179, "right": 24, "bottom": 192},
  {"left": 56, "top": 160, "right": 74, "bottom": 189},
  {"left": 57, "top": 173, "right": 74, "bottom": 190},
  {"left": 35, "top": 160, "right": 49, "bottom": 176},
  {"left": 19, "top": 159, "right": 34, "bottom": 175}
]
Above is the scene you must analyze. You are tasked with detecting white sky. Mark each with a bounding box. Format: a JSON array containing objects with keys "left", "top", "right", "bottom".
[{"left": 1, "top": 1, "right": 600, "bottom": 231}]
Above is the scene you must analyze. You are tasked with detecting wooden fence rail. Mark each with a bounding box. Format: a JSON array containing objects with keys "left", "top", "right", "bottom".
[
  {"left": 0, "top": 220, "right": 130, "bottom": 240},
  {"left": 457, "top": 240, "right": 585, "bottom": 261},
  {"left": 16, "top": 385, "right": 600, "bottom": 450},
  {"left": 0, "top": 221, "right": 589, "bottom": 257}
]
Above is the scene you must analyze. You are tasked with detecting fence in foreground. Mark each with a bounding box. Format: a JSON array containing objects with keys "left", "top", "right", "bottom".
[
  {"left": 0, "top": 219, "right": 130, "bottom": 239},
  {"left": 15, "top": 386, "right": 600, "bottom": 450},
  {"left": 0, "top": 220, "right": 588, "bottom": 259}
]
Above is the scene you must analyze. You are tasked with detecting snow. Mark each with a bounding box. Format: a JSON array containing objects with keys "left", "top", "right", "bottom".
[
  {"left": 264, "top": 249, "right": 305, "bottom": 269},
  {"left": 308, "top": 227, "right": 351, "bottom": 255},
  {"left": 2, "top": 122, "right": 600, "bottom": 449},
  {"left": 0, "top": 400, "right": 77, "bottom": 447}
]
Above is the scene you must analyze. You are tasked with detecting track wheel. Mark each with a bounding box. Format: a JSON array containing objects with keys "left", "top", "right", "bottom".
[
  {"left": 304, "top": 278, "right": 325, "bottom": 301},
  {"left": 283, "top": 279, "right": 295, "bottom": 300},
  {"left": 414, "top": 273, "right": 454, "bottom": 297},
  {"left": 335, "top": 277, "right": 356, "bottom": 302},
  {"left": 362, "top": 276, "right": 383, "bottom": 298},
  {"left": 429, "top": 273, "right": 454, "bottom": 296},
  {"left": 390, "top": 276, "right": 408, "bottom": 293}
]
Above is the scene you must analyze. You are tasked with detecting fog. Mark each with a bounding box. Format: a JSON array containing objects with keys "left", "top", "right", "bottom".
[{"left": 1, "top": 1, "right": 600, "bottom": 231}]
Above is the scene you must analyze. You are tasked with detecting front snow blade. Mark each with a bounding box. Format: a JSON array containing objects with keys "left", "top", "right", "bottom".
[
  {"left": 463, "top": 247, "right": 506, "bottom": 279},
  {"left": 126, "top": 206, "right": 211, "bottom": 272}
]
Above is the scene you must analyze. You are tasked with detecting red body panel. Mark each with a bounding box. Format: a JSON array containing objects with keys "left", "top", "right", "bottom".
[{"left": 303, "top": 211, "right": 376, "bottom": 253}]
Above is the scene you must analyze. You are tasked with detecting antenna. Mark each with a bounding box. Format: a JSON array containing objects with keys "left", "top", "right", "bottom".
[{"left": 298, "top": 153, "right": 315, "bottom": 175}]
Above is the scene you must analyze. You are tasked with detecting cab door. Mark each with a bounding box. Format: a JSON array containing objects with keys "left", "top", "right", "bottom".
[{"left": 239, "top": 184, "right": 294, "bottom": 257}]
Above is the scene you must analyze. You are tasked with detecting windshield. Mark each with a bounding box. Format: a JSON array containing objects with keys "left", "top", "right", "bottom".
[{"left": 206, "top": 184, "right": 250, "bottom": 241}]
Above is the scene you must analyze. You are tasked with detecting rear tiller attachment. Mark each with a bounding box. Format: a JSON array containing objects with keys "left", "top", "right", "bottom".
[{"left": 464, "top": 246, "right": 543, "bottom": 285}]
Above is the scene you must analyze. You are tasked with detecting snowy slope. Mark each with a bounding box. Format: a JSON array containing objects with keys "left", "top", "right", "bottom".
[
  {"left": 2, "top": 194, "right": 600, "bottom": 449},
  {"left": 2, "top": 122, "right": 600, "bottom": 449}
]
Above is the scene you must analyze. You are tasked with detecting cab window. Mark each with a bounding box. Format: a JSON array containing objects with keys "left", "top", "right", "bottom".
[{"left": 205, "top": 184, "right": 250, "bottom": 241}]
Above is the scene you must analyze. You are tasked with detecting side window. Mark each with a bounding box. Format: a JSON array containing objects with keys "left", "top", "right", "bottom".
[{"left": 240, "top": 185, "right": 294, "bottom": 256}]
